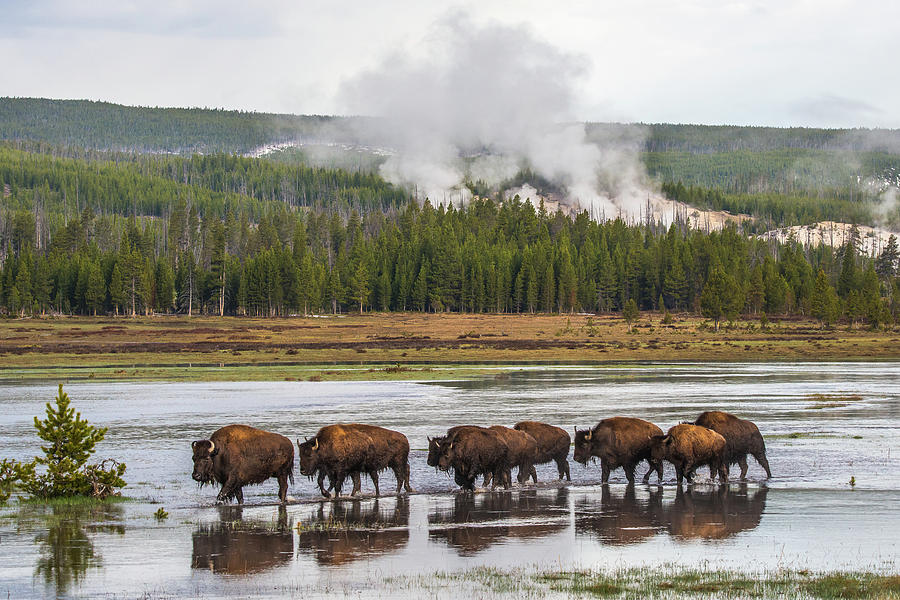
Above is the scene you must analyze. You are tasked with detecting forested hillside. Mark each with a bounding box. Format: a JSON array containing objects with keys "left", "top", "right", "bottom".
[
  {"left": 0, "top": 145, "right": 897, "bottom": 326},
  {"left": 1, "top": 98, "right": 899, "bottom": 325}
]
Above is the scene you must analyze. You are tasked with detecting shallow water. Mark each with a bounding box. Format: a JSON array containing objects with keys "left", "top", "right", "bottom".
[{"left": 1, "top": 362, "right": 898, "bottom": 598}]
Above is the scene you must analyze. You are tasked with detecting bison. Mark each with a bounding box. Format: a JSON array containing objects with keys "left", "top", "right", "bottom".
[
  {"left": 514, "top": 421, "right": 571, "bottom": 481},
  {"left": 489, "top": 425, "right": 538, "bottom": 484},
  {"left": 428, "top": 426, "right": 496, "bottom": 487},
  {"left": 693, "top": 411, "right": 771, "bottom": 479},
  {"left": 649, "top": 423, "right": 728, "bottom": 485},
  {"left": 191, "top": 424, "right": 294, "bottom": 504},
  {"left": 297, "top": 424, "right": 413, "bottom": 498},
  {"left": 573, "top": 417, "right": 663, "bottom": 484},
  {"left": 436, "top": 426, "right": 511, "bottom": 491}
]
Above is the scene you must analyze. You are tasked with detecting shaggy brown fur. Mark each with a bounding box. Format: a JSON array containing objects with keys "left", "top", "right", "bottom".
[
  {"left": 514, "top": 421, "right": 571, "bottom": 481},
  {"left": 693, "top": 411, "right": 771, "bottom": 479},
  {"left": 573, "top": 417, "right": 664, "bottom": 483},
  {"left": 297, "top": 424, "right": 374, "bottom": 498},
  {"left": 650, "top": 424, "right": 727, "bottom": 485},
  {"left": 343, "top": 424, "right": 415, "bottom": 495},
  {"left": 437, "top": 427, "right": 511, "bottom": 491},
  {"left": 191, "top": 424, "right": 294, "bottom": 504},
  {"left": 489, "top": 425, "right": 539, "bottom": 484}
]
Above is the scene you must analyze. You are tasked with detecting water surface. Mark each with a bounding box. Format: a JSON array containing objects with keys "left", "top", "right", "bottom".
[{"left": 1, "top": 362, "right": 898, "bottom": 598}]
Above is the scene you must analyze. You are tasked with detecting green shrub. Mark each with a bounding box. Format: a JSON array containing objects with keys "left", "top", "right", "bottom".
[{"left": 1, "top": 384, "right": 126, "bottom": 502}]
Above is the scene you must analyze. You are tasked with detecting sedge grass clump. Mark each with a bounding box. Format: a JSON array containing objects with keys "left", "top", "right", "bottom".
[{"left": 0, "top": 384, "right": 126, "bottom": 502}]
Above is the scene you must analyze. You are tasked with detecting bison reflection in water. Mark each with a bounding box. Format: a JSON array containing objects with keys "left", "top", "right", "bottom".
[
  {"left": 666, "top": 484, "right": 768, "bottom": 540},
  {"left": 295, "top": 497, "right": 410, "bottom": 566},
  {"left": 428, "top": 488, "right": 569, "bottom": 556},
  {"left": 191, "top": 505, "right": 293, "bottom": 574},
  {"left": 576, "top": 484, "right": 665, "bottom": 545}
]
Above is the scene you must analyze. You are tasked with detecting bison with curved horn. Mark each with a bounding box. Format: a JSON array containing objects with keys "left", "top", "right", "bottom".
[
  {"left": 649, "top": 423, "right": 728, "bottom": 485},
  {"left": 692, "top": 411, "right": 771, "bottom": 479},
  {"left": 191, "top": 424, "right": 295, "bottom": 504},
  {"left": 573, "top": 417, "right": 663, "bottom": 484},
  {"left": 514, "top": 421, "right": 571, "bottom": 481}
]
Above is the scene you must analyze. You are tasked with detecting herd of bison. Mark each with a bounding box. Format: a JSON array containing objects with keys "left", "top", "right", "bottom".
[{"left": 190, "top": 411, "right": 772, "bottom": 505}]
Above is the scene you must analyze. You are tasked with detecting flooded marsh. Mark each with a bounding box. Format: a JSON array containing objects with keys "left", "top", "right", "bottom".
[{"left": 0, "top": 362, "right": 898, "bottom": 598}]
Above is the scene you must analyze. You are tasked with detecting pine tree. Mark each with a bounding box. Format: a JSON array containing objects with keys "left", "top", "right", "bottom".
[
  {"left": 622, "top": 298, "right": 639, "bottom": 332},
  {"left": 811, "top": 269, "right": 840, "bottom": 328},
  {"left": 16, "top": 384, "right": 126, "bottom": 498},
  {"left": 876, "top": 235, "right": 898, "bottom": 280}
]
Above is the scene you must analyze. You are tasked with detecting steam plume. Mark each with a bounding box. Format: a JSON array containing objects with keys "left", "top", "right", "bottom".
[{"left": 337, "top": 13, "right": 651, "bottom": 215}]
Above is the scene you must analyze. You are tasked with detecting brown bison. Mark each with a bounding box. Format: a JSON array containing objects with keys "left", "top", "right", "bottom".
[
  {"left": 649, "top": 424, "right": 728, "bottom": 485},
  {"left": 489, "top": 425, "right": 538, "bottom": 484},
  {"left": 693, "top": 411, "right": 771, "bottom": 479},
  {"left": 428, "top": 426, "right": 496, "bottom": 487},
  {"left": 514, "top": 421, "right": 571, "bottom": 481},
  {"left": 297, "top": 423, "right": 413, "bottom": 498},
  {"left": 191, "top": 424, "right": 294, "bottom": 504},
  {"left": 436, "top": 426, "right": 511, "bottom": 490},
  {"left": 573, "top": 417, "right": 664, "bottom": 484}
]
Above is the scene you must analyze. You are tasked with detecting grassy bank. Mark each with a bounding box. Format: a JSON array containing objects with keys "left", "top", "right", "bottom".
[
  {"left": 0, "top": 313, "right": 898, "bottom": 382},
  {"left": 395, "top": 566, "right": 900, "bottom": 599}
]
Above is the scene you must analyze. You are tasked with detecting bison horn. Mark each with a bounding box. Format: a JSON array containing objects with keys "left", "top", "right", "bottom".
[
  {"left": 191, "top": 441, "right": 197, "bottom": 449},
  {"left": 585, "top": 430, "right": 592, "bottom": 441},
  {"left": 312, "top": 438, "right": 319, "bottom": 451},
  {"left": 207, "top": 441, "right": 215, "bottom": 454}
]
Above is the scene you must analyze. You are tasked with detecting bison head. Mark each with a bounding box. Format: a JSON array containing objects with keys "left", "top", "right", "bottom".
[
  {"left": 436, "top": 437, "right": 459, "bottom": 472},
  {"left": 297, "top": 437, "right": 320, "bottom": 476},
  {"left": 191, "top": 439, "right": 218, "bottom": 485},
  {"left": 649, "top": 434, "right": 672, "bottom": 463},
  {"left": 426, "top": 435, "right": 445, "bottom": 467},
  {"left": 573, "top": 427, "right": 594, "bottom": 464}
]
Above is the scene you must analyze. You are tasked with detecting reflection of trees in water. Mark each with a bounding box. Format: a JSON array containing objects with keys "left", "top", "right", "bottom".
[
  {"left": 15, "top": 501, "right": 126, "bottom": 597},
  {"left": 428, "top": 488, "right": 569, "bottom": 556},
  {"left": 191, "top": 505, "right": 293, "bottom": 575},
  {"left": 295, "top": 497, "right": 410, "bottom": 566},
  {"left": 575, "top": 484, "right": 768, "bottom": 545}
]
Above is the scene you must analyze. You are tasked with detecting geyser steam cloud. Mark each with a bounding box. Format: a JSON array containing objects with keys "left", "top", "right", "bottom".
[{"left": 338, "top": 13, "right": 651, "bottom": 216}]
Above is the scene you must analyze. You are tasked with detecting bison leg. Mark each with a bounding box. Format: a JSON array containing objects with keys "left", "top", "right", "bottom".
[
  {"left": 482, "top": 472, "right": 493, "bottom": 487},
  {"left": 530, "top": 465, "right": 537, "bottom": 484},
  {"left": 317, "top": 471, "right": 331, "bottom": 498},
  {"left": 754, "top": 452, "right": 772, "bottom": 479},
  {"left": 351, "top": 472, "right": 362, "bottom": 496},
  {"left": 738, "top": 456, "right": 749, "bottom": 480},
  {"left": 624, "top": 462, "right": 637, "bottom": 484},
  {"left": 235, "top": 487, "right": 244, "bottom": 505},
  {"left": 600, "top": 461, "right": 611, "bottom": 484},
  {"left": 557, "top": 457, "right": 571, "bottom": 481},
  {"left": 392, "top": 465, "right": 404, "bottom": 494},
  {"left": 674, "top": 464, "right": 685, "bottom": 485},
  {"left": 369, "top": 471, "right": 380, "bottom": 497},
  {"left": 217, "top": 477, "right": 240, "bottom": 504},
  {"left": 277, "top": 473, "right": 289, "bottom": 504},
  {"left": 717, "top": 460, "right": 729, "bottom": 483},
  {"left": 404, "top": 463, "right": 415, "bottom": 494}
]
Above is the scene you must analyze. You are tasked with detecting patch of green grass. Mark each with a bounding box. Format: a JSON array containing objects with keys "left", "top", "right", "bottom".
[{"left": 394, "top": 567, "right": 900, "bottom": 599}]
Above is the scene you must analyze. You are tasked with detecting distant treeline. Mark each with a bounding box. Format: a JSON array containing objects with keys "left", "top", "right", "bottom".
[
  {"left": 1, "top": 189, "right": 897, "bottom": 328},
  {"left": 5, "top": 98, "right": 900, "bottom": 155}
]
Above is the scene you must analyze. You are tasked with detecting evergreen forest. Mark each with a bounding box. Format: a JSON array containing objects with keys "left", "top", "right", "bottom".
[{"left": 0, "top": 98, "right": 899, "bottom": 327}]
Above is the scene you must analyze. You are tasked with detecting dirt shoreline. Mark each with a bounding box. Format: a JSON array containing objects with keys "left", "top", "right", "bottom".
[{"left": 0, "top": 313, "right": 897, "bottom": 380}]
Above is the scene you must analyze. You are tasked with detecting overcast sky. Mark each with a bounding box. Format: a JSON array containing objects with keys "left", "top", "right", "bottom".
[{"left": 2, "top": 0, "right": 897, "bottom": 128}]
